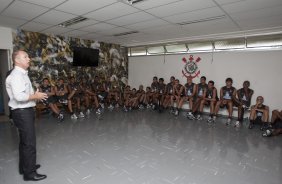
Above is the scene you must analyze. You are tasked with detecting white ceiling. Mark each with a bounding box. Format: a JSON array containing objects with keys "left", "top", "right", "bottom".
[{"left": 0, "top": 0, "right": 282, "bottom": 46}]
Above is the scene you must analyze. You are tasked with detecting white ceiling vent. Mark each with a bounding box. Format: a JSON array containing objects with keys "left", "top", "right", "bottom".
[
  {"left": 58, "top": 16, "right": 88, "bottom": 27},
  {"left": 177, "top": 15, "right": 226, "bottom": 26}
]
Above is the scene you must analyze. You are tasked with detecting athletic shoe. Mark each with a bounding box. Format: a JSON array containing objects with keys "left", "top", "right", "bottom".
[
  {"left": 98, "top": 95, "right": 104, "bottom": 100},
  {"left": 123, "top": 106, "right": 128, "bottom": 112},
  {"left": 59, "top": 99, "right": 68, "bottom": 104},
  {"left": 79, "top": 112, "right": 85, "bottom": 118},
  {"left": 226, "top": 118, "right": 231, "bottom": 125},
  {"left": 196, "top": 114, "right": 202, "bottom": 120},
  {"left": 96, "top": 108, "right": 102, "bottom": 115},
  {"left": 146, "top": 104, "right": 151, "bottom": 109},
  {"left": 174, "top": 109, "right": 179, "bottom": 116},
  {"left": 248, "top": 123, "right": 253, "bottom": 129},
  {"left": 108, "top": 104, "right": 114, "bottom": 111},
  {"left": 86, "top": 109, "right": 91, "bottom": 115},
  {"left": 138, "top": 104, "right": 144, "bottom": 110},
  {"left": 186, "top": 112, "right": 195, "bottom": 120},
  {"left": 57, "top": 113, "right": 64, "bottom": 122},
  {"left": 207, "top": 116, "right": 213, "bottom": 123},
  {"left": 262, "top": 129, "right": 272, "bottom": 137},
  {"left": 100, "top": 103, "right": 105, "bottom": 109},
  {"left": 169, "top": 108, "right": 175, "bottom": 114},
  {"left": 71, "top": 113, "right": 78, "bottom": 119},
  {"left": 234, "top": 121, "right": 240, "bottom": 128}
]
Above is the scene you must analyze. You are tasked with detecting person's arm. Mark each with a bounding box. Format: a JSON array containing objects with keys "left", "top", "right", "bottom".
[
  {"left": 220, "top": 88, "right": 223, "bottom": 100},
  {"left": 192, "top": 84, "right": 197, "bottom": 97},
  {"left": 211, "top": 88, "right": 217, "bottom": 101},
  {"left": 11, "top": 78, "right": 47, "bottom": 102}
]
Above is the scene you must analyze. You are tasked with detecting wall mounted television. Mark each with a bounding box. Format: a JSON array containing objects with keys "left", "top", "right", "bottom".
[{"left": 72, "top": 47, "right": 99, "bottom": 67}]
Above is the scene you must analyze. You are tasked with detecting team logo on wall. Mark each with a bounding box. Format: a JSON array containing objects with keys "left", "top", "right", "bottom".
[{"left": 182, "top": 55, "right": 201, "bottom": 79}]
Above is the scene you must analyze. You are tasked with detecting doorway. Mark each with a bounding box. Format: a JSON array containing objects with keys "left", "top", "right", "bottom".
[{"left": 0, "top": 49, "right": 10, "bottom": 115}]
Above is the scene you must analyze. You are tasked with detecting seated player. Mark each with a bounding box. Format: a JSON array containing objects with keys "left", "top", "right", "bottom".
[
  {"left": 249, "top": 96, "right": 269, "bottom": 129},
  {"left": 144, "top": 87, "right": 153, "bottom": 108},
  {"left": 39, "top": 78, "right": 64, "bottom": 121},
  {"left": 127, "top": 88, "right": 139, "bottom": 111},
  {"left": 54, "top": 78, "right": 75, "bottom": 117},
  {"left": 171, "top": 79, "right": 185, "bottom": 116},
  {"left": 104, "top": 77, "right": 119, "bottom": 110},
  {"left": 79, "top": 77, "right": 92, "bottom": 115},
  {"left": 68, "top": 76, "right": 85, "bottom": 118},
  {"left": 151, "top": 76, "right": 159, "bottom": 109},
  {"left": 213, "top": 78, "right": 236, "bottom": 125},
  {"left": 199, "top": 80, "right": 217, "bottom": 123},
  {"left": 233, "top": 81, "right": 254, "bottom": 127},
  {"left": 92, "top": 76, "right": 107, "bottom": 109},
  {"left": 123, "top": 85, "right": 132, "bottom": 111},
  {"left": 156, "top": 78, "right": 166, "bottom": 112},
  {"left": 163, "top": 76, "right": 175, "bottom": 110},
  {"left": 136, "top": 85, "right": 146, "bottom": 109},
  {"left": 191, "top": 76, "right": 208, "bottom": 120},
  {"left": 262, "top": 109, "right": 282, "bottom": 137},
  {"left": 177, "top": 76, "right": 196, "bottom": 118}
]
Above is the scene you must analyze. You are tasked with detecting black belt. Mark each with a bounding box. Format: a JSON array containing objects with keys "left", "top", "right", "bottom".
[{"left": 12, "top": 107, "right": 34, "bottom": 111}]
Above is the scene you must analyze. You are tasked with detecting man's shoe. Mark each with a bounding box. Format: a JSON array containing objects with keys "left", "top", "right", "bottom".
[
  {"left": 24, "top": 173, "right": 47, "bottom": 181},
  {"left": 20, "top": 164, "right": 41, "bottom": 175}
]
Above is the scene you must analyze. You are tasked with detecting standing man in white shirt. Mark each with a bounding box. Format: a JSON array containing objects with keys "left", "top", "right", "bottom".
[{"left": 6, "top": 50, "right": 48, "bottom": 181}]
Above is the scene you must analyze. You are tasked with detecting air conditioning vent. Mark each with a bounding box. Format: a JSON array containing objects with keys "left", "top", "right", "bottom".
[
  {"left": 177, "top": 15, "right": 226, "bottom": 26},
  {"left": 58, "top": 16, "right": 88, "bottom": 27},
  {"left": 113, "top": 31, "right": 139, "bottom": 37}
]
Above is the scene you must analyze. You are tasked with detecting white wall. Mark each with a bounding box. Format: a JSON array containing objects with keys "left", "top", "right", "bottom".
[{"left": 129, "top": 50, "right": 282, "bottom": 112}]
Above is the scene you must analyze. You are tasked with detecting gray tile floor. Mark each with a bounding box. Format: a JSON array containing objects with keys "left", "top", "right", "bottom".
[{"left": 0, "top": 109, "right": 281, "bottom": 184}]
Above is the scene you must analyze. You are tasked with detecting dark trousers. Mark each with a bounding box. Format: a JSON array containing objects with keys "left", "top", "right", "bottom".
[{"left": 12, "top": 107, "right": 37, "bottom": 177}]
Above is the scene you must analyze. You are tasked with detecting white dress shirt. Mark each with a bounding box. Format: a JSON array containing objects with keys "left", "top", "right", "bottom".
[{"left": 6, "top": 66, "right": 36, "bottom": 110}]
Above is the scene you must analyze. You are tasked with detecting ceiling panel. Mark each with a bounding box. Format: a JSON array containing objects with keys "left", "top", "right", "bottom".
[
  {"left": 124, "top": 19, "right": 170, "bottom": 30},
  {"left": 80, "top": 32, "right": 105, "bottom": 40},
  {"left": 20, "top": 21, "right": 51, "bottom": 32},
  {"left": 106, "top": 11, "right": 155, "bottom": 26},
  {"left": 222, "top": 0, "right": 282, "bottom": 14},
  {"left": 20, "top": 0, "right": 67, "bottom": 8},
  {"left": 237, "top": 15, "right": 282, "bottom": 30},
  {"left": 0, "top": 15, "right": 27, "bottom": 29},
  {"left": 163, "top": 7, "right": 224, "bottom": 24},
  {"left": 84, "top": 2, "right": 139, "bottom": 21},
  {"left": 131, "top": 0, "right": 181, "bottom": 10},
  {"left": 214, "top": 0, "right": 247, "bottom": 5},
  {"left": 40, "top": 26, "right": 73, "bottom": 35},
  {"left": 2, "top": 1, "right": 49, "bottom": 20},
  {"left": 145, "top": 0, "right": 216, "bottom": 18},
  {"left": 62, "top": 30, "right": 90, "bottom": 38},
  {"left": 0, "top": 0, "right": 14, "bottom": 12},
  {"left": 79, "top": 22, "right": 117, "bottom": 32},
  {"left": 55, "top": 0, "right": 117, "bottom": 15},
  {"left": 33, "top": 10, "right": 77, "bottom": 25},
  {"left": 229, "top": 5, "right": 282, "bottom": 20}
]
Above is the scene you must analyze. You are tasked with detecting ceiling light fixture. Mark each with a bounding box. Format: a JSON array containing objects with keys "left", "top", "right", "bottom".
[
  {"left": 126, "top": 0, "right": 146, "bottom": 5},
  {"left": 177, "top": 15, "right": 226, "bottom": 26},
  {"left": 113, "top": 31, "right": 139, "bottom": 36},
  {"left": 58, "top": 16, "right": 88, "bottom": 27}
]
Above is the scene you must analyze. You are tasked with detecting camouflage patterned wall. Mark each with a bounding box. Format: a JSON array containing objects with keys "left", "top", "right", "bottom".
[{"left": 12, "top": 29, "right": 128, "bottom": 89}]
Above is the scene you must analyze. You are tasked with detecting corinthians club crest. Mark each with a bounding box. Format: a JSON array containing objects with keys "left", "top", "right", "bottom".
[{"left": 182, "top": 55, "right": 201, "bottom": 79}]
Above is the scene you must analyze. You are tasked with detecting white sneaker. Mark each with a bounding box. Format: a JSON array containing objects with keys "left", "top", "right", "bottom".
[
  {"left": 57, "top": 113, "right": 64, "bottom": 121},
  {"left": 79, "top": 112, "right": 85, "bottom": 118},
  {"left": 226, "top": 118, "right": 231, "bottom": 125},
  {"left": 196, "top": 115, "right": 202, "bottom": 120},
  {"left": 174, "top": 110, "right": 179, "bottom": 116},
  {"left": 96, "top": 108, "right": 102, "bottom": 115},
  {"left": 207, "top": 116, "right": 212, "bottom": 123},
  {"left": 100, "top": 103, "right": 105, "bottom": 109},
  {"left": 71, "top": 113, "right": 78, "bottom": 119},
  {"left": 235, "top": 121, "right": 240, "bottom": 127},
  {"left": 86, "top": 109, "right": 91, "bottom": 115}
]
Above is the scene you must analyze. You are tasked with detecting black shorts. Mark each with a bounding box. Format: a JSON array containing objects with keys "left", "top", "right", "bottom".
[{"left": 42, "top": 96, "right": 56, "bottom": 105}]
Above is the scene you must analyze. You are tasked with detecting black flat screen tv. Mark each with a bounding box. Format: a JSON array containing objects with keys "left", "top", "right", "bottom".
[{"left": 72, "top": 47, "right": 99, "bottom": 67}]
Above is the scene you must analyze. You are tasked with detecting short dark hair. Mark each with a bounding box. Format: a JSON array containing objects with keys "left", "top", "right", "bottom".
[
  {"left": 159, "top": 78, "right": 164, "bottom": 82},
  {"left": 153, "top": 76, "right": 158, "bottom": 80},
  {"left": 201, "top": 76, "right": 206, "bottom": 81},
  {"left": 208, "top": 80, "right": 214, "bottom": 85},
  {"left": 226, "top": 78, "right": 233, "bottom": 83}
]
